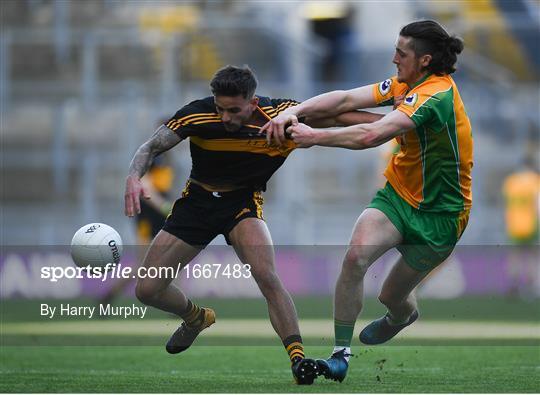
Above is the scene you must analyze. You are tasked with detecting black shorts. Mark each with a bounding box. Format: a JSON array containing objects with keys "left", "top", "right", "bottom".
[{"left": 163, "top": 181, "right": 264, "bottom": 247}]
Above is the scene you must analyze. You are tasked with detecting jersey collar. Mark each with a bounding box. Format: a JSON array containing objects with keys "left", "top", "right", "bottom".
[{"left": 408, "top": 72, "right": 432, "bottom": 89}]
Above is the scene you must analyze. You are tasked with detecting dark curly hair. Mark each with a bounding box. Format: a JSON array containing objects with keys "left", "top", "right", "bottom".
[
  {"left": 400, "top": 20, "right": 464, "bottom": 75},
  {"left": 210, "top": 65, "right": 258, "bottom": 99}
]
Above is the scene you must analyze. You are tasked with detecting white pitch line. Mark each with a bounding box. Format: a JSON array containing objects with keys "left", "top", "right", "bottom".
[{"left": 2, "top": 319, "right": 539, "bottom": 339}]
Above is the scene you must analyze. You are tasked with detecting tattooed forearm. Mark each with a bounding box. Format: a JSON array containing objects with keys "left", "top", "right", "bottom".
[
  {"left": 128, "top": 125, "right": 182, "bottom": 178},
  {"left": 128, "top": 143, "right": 153, "bottom": 178}
]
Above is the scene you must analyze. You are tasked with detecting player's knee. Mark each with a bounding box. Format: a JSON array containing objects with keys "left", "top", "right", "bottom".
[
  {"left": 135, "top": 280, "right": 156, "bottom": 305},
  {"left": 342, "top": 248, "right": 371, "bottom": 277}
]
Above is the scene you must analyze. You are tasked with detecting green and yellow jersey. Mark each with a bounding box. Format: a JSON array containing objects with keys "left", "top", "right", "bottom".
[
  {"left": 373, "top": 74, "right": 473, "bottom": 213},
  {"left": 165, "top": 96, "right": 298, "bottom": 191},
  {"left": 503, "top": 170, "right": 540, "bottom": 242},
  {"left": 148, "top": 155, "right": 174, "bottom": 194}
]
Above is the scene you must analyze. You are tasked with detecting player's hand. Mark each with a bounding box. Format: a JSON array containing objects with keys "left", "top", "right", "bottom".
[
  {"left": 260, "top": 113, "right": 299, "bottom": 146},
  {"left": 288, "top": 123, "right": 317, "bottom": 149},
  {"left": 124, "top": 175, "right": 150, "bottom": 217},
  {"left": 393, "top": 95, "right": 405, "bottom": 110}
]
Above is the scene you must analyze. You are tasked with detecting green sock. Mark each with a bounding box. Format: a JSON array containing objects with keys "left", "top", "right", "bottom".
[{"left": 334, "top": 318, "right": 355, "bottom": 347}]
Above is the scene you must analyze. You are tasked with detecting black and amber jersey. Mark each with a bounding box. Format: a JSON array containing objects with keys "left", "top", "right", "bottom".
[{"left": 164, "top": 96, "right": 298, "bottom": 190}]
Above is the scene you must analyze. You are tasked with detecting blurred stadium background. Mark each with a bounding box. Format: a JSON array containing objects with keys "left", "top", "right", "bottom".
[
  {"left": 1, "top": 0, "right": 539, "bottom": 245},
  {"left": 1, "top": 1, "right": 539, "bottom": 392}
]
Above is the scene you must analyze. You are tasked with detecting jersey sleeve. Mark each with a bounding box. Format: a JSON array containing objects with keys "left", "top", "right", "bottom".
[
  {"left": 163, "top": 100, "right": 209, "bottom": 139},
  {"left": 397, "top": 84, "right": 454, "bottom": 129},
  {"left": 270, "top": 98, "right": 301, "bottom": 114},
  {"left": 268, "top": 98, "right": 307, "bottom": 125},
  {"left": 372, "top": 76, "right": 400, "bottom": 107}
]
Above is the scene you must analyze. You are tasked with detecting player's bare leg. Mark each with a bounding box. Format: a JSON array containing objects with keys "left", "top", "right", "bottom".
[
  {"left": 359, "top": 255, "right": 428, "bottom": 346},
  {"left": 335, "top": 209, "right": 403, "bottom": 324},
  {"left": 135, "top": 230, "right": 201, "bottom": 314},
  {"left": 229, "top": 218, "right": 318, "bottom": 384},
  {"left": 229, "top": 218, "right": 300, "bottom": 339},
  {"left": 135, "top": 230, "right": 215, "bottom": 354},
  {"left": 318, "top": 208, "right": 402, "bottom": 382},
  {"left": 378, "top": 257, "right": 428, "bottom": 322}
]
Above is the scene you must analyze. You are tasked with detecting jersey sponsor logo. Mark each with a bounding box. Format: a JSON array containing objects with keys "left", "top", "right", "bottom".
[
  {"left": 404, "top": 93, "right": 418, "bottom": 106},
  {"left": 378, "top": 79, "right": 392, "bottom": 96}
]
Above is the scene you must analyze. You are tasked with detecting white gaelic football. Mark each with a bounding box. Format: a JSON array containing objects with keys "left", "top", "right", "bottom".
[{"left": 70, "top": 223, "right": 123, "bottom": 267}]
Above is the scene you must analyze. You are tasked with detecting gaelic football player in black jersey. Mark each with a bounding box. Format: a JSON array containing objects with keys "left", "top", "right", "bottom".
[{"left": 124, "top": 65, "right": 381, "bottom": 384}]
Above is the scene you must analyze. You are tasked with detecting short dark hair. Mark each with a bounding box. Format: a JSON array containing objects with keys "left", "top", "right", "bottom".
[
  {"left": 210, "top": 65, "right": 258, "bottom": 99},
  {"left": 400, "top": 20, "right": 464, "bottom": 75}
]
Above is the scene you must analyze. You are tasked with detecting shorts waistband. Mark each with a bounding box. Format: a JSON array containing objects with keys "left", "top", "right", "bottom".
[{"left": 187, "top": 181, "right": 257, "bottom": 198}]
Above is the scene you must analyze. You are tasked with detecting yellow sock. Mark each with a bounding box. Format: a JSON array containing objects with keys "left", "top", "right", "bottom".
[
  {"left": 283, "top": 335, "right": 305, "bottom": 364},
  {"left": 180, "top": 299, "right": 203, "bottom": 327}
]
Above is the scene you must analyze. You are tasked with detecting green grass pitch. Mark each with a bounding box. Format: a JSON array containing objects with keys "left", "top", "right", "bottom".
[
  {"left": 1, "top": 296, "right": 539, "bottom": 392},
  {"left": 1, "top": 345, "right": 539, "bottom": 393}
]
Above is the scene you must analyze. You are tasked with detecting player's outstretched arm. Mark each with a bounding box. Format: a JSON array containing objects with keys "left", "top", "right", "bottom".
[
  {"left": 261, "top": 85, "right": 376, "bottom": 145},
  {"left": 307, "top": 110, "right": 385, "bottom": 128},
  {"left": 308, "top": 94, "right": 404, "bottom": 128},
  {"left": 124, "top": 125, "right": 182, "bottom": 217},
  {"left": 288, "top": 109, "right": 414, "bottom": 150}
]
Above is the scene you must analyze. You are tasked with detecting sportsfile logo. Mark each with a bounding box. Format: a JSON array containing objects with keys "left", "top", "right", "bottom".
[{"left": 40, "top": 263, "right": 183, "bottom": 283}]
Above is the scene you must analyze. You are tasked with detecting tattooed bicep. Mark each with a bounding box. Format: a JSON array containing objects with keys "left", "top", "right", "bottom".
[{"left": 148, "top": 124, "right": 182, "bottom": 153}]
